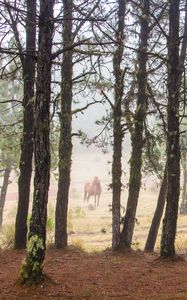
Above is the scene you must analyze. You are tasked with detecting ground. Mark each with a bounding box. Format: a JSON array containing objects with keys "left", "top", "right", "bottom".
[
  {"left": 1, "top": 183, "right": 187, "bottom": 299},
  {"left": 1, "top": 247, "right": 187, "bottom": 299}
]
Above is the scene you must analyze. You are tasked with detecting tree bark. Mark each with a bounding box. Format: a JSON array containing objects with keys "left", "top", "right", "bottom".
[
  {"left": 160, "top": 0, "right": 180, "bottom": 258},
  {"left": 120, "top": 0, "right": 149, "bottom": 248},
  {"left": 0, "top": 166, "right": 11, "bottom": 227},
  {"left": 20, "top": 0, "right": 54, "bottom": 285},
  {"left": 55, "top": 0, "right": 73, "bottom": 249},
  {"left": 145, "top": 0, "right": 187, "bottom": 252},
  {"left": 144, "top": 166, "right": 167, "bottom": 252},
  {"left": 14, "top": 0, "right": 36, "bottom": 249},
  {"left": 111, "top": 0, "right": 126, "bottom": 250}
]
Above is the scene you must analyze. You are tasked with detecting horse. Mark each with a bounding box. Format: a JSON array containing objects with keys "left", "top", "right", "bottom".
[{"left": 84, "top": 176, "right": 102, "bottom": 206}]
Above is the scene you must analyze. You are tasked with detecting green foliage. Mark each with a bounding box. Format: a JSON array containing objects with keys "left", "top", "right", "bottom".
[
  {"left": 0, "top": 78, "right": 22, "bottom": 178},
  {"left": 142, "top": 128, "right": 166, "bottom": 179},
  {"left": 46, "top": 203, "right": 55, "bottom": 231},
  {"left": 68, "top": 207, "right": 86, "bottom": 233},
  {"left": 73, "top": 206, "right": 86, "bottom": 218}
]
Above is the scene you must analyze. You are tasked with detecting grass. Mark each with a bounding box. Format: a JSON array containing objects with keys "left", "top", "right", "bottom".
[
  {"left": 0, "top": 223, "right": 15, "bottom": 249},
  {"left": 1, "top": 189, "right": 187, "bottom": 254}
]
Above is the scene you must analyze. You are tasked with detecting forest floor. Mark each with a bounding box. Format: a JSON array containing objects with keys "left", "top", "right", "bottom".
[
  {"left": 1, "top": 247, "right": 187, "bottom": 300},
  {"left": 2, "top": 185, "right": 187, "bottom": 299}
]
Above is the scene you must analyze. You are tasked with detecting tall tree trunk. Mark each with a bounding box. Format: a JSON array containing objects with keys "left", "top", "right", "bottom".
[
  {"left": 111, "top": 0, "right": 126, "bottom": 250},
  {"left": 160, "top": 0, "right": 180, "bottom": 258},
  {"left": 20, "top": 0, "right": 54, "bottom": 285},
  {"left": 145, "top": 0, "right": 187, "bottom": 252},
  {"left": 14, "top": 0, "right": 36, "bottom": 249},
  {"left": 55, "top": 0, "right": 73, "bottom": 249},
  {"left": 0, "top": 166, "right": 11, "bottom": 227},
  {"left": 120, "top": 0, "right": 149, "bottom": 248},
  {"left": 179, "top": 0, "right": 187, "bottom": 214},
  {"left": 144, "top": 166, "right": 167, "bottom": 252}
]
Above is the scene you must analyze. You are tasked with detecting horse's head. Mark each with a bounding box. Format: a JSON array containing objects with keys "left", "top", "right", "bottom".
[{"left": 92, "top": 176, "right": 100, "bottom": 186}]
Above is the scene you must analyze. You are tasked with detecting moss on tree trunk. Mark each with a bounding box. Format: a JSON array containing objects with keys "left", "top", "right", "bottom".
[{"left": 20, "top": 0, "right": 54, "bottom": 284}]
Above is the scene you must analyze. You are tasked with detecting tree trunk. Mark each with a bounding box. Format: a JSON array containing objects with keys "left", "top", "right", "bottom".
[
  {"left": 111, "top": 0, "right": 126, "bottom": 250},
  {"left": 160, "top": 0, "right": 180, "bottom": 258},
  {"left": 20, "top": 0, "right": 54, "bottom": 285},
  {"left": 146, "top": 0, "right": 187, "bottom": 251},
  {"left": 0, "top": 166, "right": 11, "bottom": 227},
  {"left": 179, "top": 0, "right": 187, "bottom": 214},
  {"left": 55, "top": 0, "right": 73, "bottom": 249},
  {"left": 120, "top": 0, "right": 149, "bottom": 248},
  {"left": 144, "top": 166, "right": 167, "bottom": 252},
  {"left": 14, "top": 0, "right": 36, "bottom": 249}
]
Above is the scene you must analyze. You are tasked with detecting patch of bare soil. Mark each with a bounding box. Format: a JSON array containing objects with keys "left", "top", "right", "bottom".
[{"left": 0, "top": 247, "right": 187, "bottom": 299}]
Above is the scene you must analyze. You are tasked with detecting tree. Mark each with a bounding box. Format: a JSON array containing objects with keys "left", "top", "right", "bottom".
[
  {"left": 55, "top": 0, "right": 73, "bottom": 249},
  {"left": 144, "top": 0, "right": 187, "bottom": 252},
  {"left": 14, "top": 0, "right": 36, "bottom": 249},
  {"left": 20, "top": 0, "right": 54, "bottom": 284},
  {"left": 160, "top": 0, "right": 180, "bottom": 258},
  {"left": 54, "top": 0, "right": 106, "bottom": 248},
  {"left": 120, "top": 0, "right": 150, "bottom": 248},
  {"left": 111, "top": 0, "right": 126, "bottom": 250},
  {"left": 145, "top": 166, "right": 167, "bottom": 252}
]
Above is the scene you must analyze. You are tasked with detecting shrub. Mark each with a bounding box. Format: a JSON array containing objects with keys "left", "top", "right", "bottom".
[{"left": 0, "top": 223, "right": 15, "bottom": 249}]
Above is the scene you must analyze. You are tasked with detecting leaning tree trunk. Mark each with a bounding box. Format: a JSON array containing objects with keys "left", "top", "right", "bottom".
[
  {"left": 20, "top": 0, "right": 54, "bottom": 285},
  {"left": 120, "top": 0, "right": 149, "bottom": 248},
  {"left": 111, "top": 0, "right": 126, "bottom": 250},
  {"left": 160, "top": 0, "right": 180, "bottom": 258},
  {"left": 14, "top": 0, "right": 36, "bottom": 249},
  {"left": 0, "top": 165, "right": 11, "bottom": 227},
  {"left": 144, "top": 166, "right": 167, "bottom": 252},
  {"left": 55, "top": 0, "right": 73, "bottom": 249}
]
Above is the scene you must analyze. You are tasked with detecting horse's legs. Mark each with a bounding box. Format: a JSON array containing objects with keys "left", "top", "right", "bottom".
[
  {"left": 87, "top": 194, "right": 90, "bottom": 203},
  {"left": 97, "top": 195, "right": 100, "bottom": 207},
  {"left": 84, "top": 191, "right": 87, "bottom": 202},
  {"left": 94, "top": 194, "right": 97, "bottom": 206}
]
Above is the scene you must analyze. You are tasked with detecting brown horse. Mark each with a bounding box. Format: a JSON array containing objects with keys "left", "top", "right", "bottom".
[{"left": 84, "top": 176, "right": 102, "bottom": 206}]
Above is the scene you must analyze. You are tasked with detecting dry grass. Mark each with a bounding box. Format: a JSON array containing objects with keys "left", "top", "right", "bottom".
[{"left": 1, "top": 184, "right": 187, "bottom": 254}]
